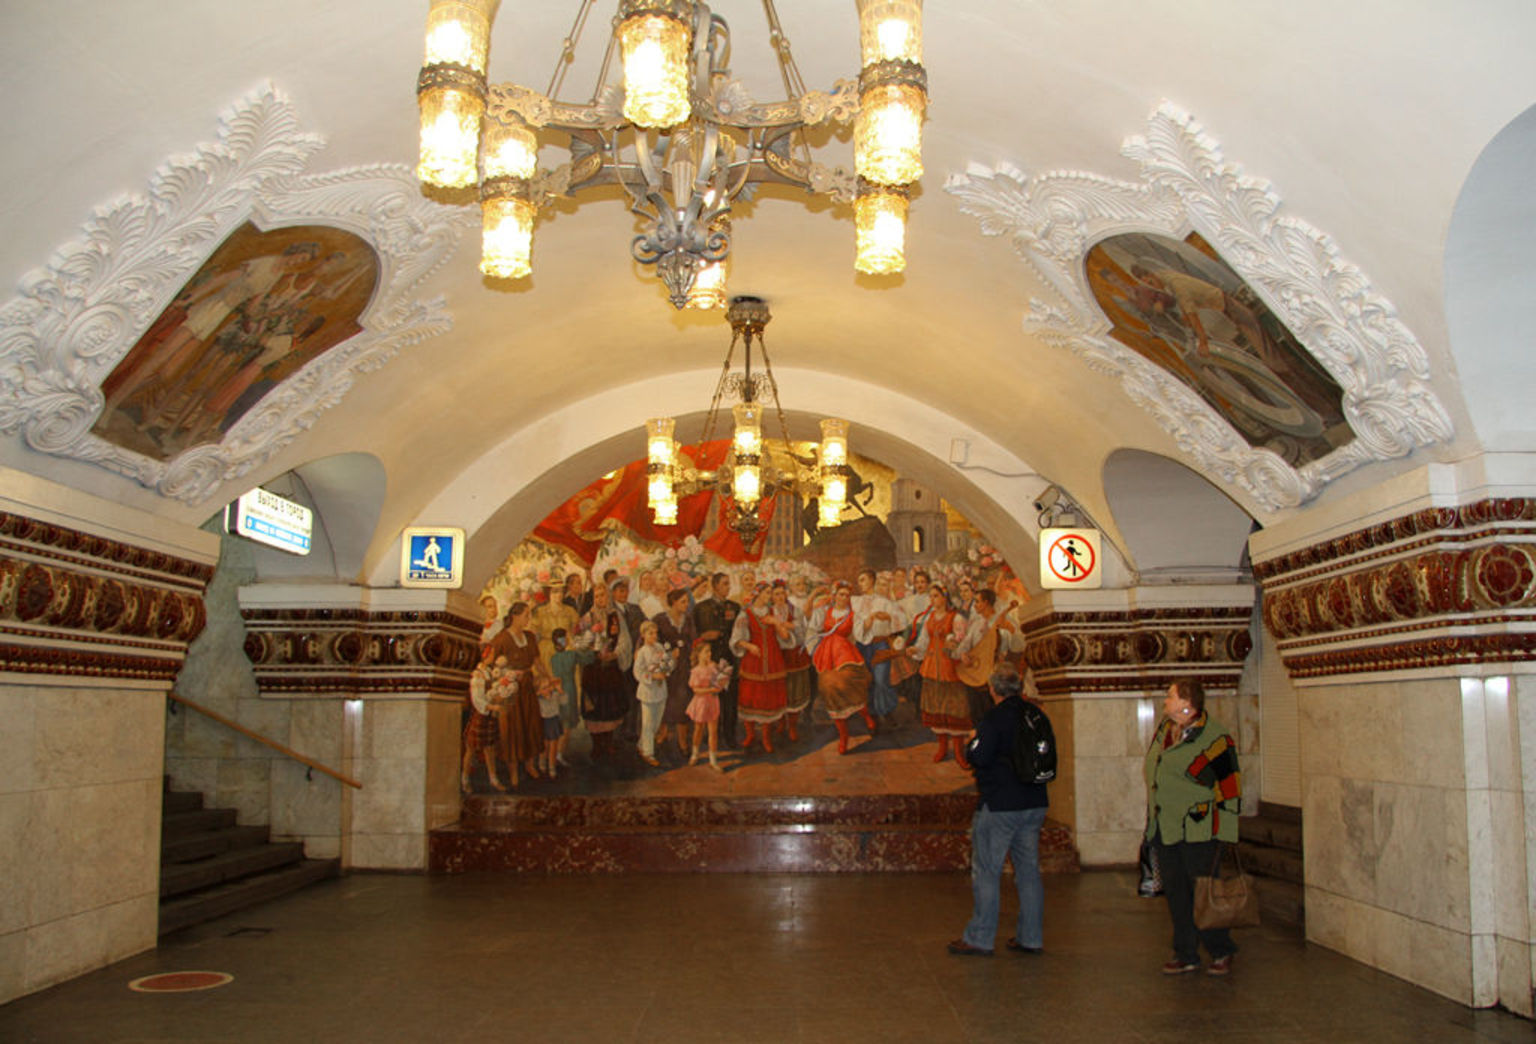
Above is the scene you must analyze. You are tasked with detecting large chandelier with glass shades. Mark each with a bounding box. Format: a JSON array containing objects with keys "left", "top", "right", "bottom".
[
  {"left": 645, "top": 295, "right": 850, "bottom": 539},
  {"left": 415, "top": 0, "right": 926, "bottom": 309}
]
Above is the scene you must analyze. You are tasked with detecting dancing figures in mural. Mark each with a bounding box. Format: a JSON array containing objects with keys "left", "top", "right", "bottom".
[
  {"left": 462, "top": 446, "right": 1036, "bottom": 797},
  {"left": 94, "top": 223, "right": 378, "bottom": 460},
  {"left": 1086, "top": 231, "right": 1350, "bottom": 467}
]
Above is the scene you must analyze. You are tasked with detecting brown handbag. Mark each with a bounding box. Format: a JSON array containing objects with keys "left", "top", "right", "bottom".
[{"left": 1193, "top": 843, "right": 1261, "bottom": 930}]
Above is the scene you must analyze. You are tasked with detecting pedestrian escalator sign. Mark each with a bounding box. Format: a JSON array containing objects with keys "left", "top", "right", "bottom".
[{"left": 1040, "top": 527, "right": 1101, "bottom": 589}]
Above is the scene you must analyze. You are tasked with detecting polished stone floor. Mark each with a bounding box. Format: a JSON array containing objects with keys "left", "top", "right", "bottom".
[{"left": 2, "top": 871, "right": 1529, "bottom": 1043}]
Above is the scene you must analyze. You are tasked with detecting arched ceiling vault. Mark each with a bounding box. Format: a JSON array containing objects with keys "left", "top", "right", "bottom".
[{"left": 0, "top": 2, "right": 1533, "bottom": 572}]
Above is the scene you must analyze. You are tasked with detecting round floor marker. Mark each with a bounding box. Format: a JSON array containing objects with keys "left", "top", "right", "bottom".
[{"left": 128, "top": 971, "right": 233, "bottom": 993}]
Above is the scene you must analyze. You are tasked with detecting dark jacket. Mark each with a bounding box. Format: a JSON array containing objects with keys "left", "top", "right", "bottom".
[{"left": 966, "top": 694, "right": 1049, "bottom": 812}]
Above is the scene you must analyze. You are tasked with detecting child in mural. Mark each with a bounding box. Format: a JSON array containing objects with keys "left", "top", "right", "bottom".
[
  {"left": 546, "top": 628, "right": 594, "bottom": 749},
  {"left": 632, "top": 620, "right": 672, "bottom": 766},
  {"left": 461, "top": 654, "right": 508, "bottom": 792},
  {"left": 686, "top": 641, "right": 728, "bottom": 771},
  {"left": 536, "top": 671, "right": 566, "bottom": 780}
]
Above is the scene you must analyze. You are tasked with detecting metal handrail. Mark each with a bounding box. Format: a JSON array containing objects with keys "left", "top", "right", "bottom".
[{"left": 167, "top": 692, "right": 363, "bottom": 790}]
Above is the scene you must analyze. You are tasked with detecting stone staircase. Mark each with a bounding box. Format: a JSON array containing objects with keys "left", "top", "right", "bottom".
[
  {"left": 1238, "top": 801, "right": 1304, "bottom": 926},
  {"left": 159, "top": 785, "right": 339, "bottom": 935},
  {"left": 431, "top": 793, "right": 1081, "bottom": 875}
]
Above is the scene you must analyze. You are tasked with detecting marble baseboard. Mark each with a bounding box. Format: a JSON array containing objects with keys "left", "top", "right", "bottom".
[{"left": 431, "top": 794, "right": 1080, "bottom": 875}]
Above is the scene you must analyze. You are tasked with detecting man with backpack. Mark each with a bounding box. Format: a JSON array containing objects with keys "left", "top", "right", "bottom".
[{"left": 948, "top": 662, "right": 1055, "bottom": 956}]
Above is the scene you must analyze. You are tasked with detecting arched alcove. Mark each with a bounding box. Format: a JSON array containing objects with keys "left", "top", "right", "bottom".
[
  {"left": 1102, "top": 448, "right": 1254, "bottom": 583},
  {"left": 208, "top": 452, "right": 387, "bottom": 581},
  {"left": 1445, "top": 102, "right": 1536, "bottom": 453}
]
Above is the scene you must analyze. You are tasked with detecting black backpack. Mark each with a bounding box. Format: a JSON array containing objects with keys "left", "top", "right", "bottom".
[{"left": 1010, "top": 701, "right": 1057, "bottom": 785}]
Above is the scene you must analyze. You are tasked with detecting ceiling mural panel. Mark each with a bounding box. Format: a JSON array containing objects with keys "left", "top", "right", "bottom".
[
  {"left": 945, "top": 101, "right": 1454, "bottom": 514},
  {"left": 0, "top": 85, "right": 472, "bottom": 504}
]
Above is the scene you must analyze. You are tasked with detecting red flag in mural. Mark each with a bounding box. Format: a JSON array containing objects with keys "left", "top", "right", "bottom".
[{"left": 532, "top": 440, "right": 777, "bottom": 566}]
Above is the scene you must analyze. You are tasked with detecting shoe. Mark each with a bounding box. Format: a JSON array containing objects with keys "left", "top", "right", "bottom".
[
  {"left": 641, "top": 754, "right": 660, "bottom": 767},
  {"left": 946, "top": 939, "right": 994, "bottom": 957},
  {"left": 1005, "top": 939, "right": 1042, "bottom": 955},
  {"left": 1161, "top": 958, "right": 1200, "bottom": 975},
  {"left": 1206, "top": 955, "right": 1233, "bottom": 977}
]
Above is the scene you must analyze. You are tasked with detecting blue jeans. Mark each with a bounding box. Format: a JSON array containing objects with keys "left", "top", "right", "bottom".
[{"left": 963, "top": 806, "right": 1048, "bottom": 950}]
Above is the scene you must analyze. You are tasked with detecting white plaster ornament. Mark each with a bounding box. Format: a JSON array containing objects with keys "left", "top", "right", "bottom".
[
  {"left": 945, "top": 101, "right": 1453, "bottom": 513},
  {"left": 0, "top": 84, "right": 473, "bottom": 504}
]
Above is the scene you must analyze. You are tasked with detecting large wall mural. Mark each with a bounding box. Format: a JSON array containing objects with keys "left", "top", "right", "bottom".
[{"left": 459, "top": 446, "right": 1031, "bottom": 797}]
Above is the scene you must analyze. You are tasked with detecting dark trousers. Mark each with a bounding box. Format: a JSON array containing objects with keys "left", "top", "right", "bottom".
[
  {"left": 965, "top": 683, "right": 992, "bottom": 727},
  {"left": 719, "top": 674, "right": 739, "bottom": 746},
  {"left": 1154, "top": 839, "right": 1237, "bottom": 963}
]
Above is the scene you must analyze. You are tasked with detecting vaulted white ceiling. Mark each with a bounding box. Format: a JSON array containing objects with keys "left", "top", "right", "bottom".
[{"left": 1, "top": 2, "right": 1532, "bottom": 588}]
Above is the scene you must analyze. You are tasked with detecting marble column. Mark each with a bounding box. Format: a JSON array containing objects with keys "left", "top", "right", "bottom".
[
  {"left": 1251, "top": 459, "right": 1536, "bottom": 1014},
  {"left": 1018, "top": 584, "right": 1256, "bottom": 867},
  {"left": 237, "top": 584, "right": 479, "bottom": 871},
  {"left": 0, "top": 469, "right": 217, "bottom": 1004}
]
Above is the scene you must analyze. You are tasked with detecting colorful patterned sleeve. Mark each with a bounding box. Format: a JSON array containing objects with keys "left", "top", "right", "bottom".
[{"left": 1186, "top": 733, "right": 1241, "bottom": 803}]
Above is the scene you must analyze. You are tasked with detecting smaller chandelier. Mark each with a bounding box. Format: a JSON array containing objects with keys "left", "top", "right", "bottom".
[{"left": 646, "top": 296, "right": 850, "bottom": 540}]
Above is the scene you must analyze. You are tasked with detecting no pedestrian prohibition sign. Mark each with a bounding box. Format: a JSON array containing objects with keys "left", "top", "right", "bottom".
[{"left": 1039, "top": 528, "right": 1102, "bottom": 590}]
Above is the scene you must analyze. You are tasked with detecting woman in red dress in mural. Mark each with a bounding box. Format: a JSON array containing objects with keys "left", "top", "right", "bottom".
[
  {"left": 486, "top": 601, "right": 549, "bottom": 787},
  {"left": 807, "top": 582, "right": 879, "bottom": 755},
  {"left": 911, "top": 585, "right": 973, "bottom": 766},
  {"left": 732, "top": 584, "right": 788, "bottom": 754}
]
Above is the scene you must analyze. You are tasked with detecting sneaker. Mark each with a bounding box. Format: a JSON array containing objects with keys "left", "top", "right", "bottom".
[
  {"left": 947, "top": 939, "right": 994, "bottom": 957},
  {"left": 1005, "top": 938, "right": 1042, "bottom": 955},
  {"left": 1161, "top": 958, "right": 1200, "bottom": 975},
  {"left": 1207, "top": 955, "right": 1233, "bottom": 977}
]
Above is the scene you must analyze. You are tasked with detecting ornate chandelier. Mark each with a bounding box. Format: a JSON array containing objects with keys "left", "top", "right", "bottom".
[
  {"left": 415, "top": 0, "right": 927, "bottom": 308},
  {"left": 645, "top": 295, "right": 850, "bottom": 538}
]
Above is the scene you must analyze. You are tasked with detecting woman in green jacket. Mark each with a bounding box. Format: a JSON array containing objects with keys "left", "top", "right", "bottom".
[{"left": 1144, "top": 678, "right": 1242, "bottom": 976}]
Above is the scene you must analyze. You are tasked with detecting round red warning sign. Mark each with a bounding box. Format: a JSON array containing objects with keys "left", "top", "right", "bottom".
[{"left": 1040, "top": 528, "right": 1101, "bottom": 589}]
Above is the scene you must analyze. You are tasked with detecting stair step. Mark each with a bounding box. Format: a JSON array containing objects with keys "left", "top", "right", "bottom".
[
  {"left": 161, "top": 790, "right": 203, "bottom": 815},
  {"left": 162, "top": 824, "right": 271, "bottom": 864},
  {"left": 1240, "top": 841, "right": 1304, "bottom": 884},
  {"left": 1254, "top": 876, "right": 1305, "bottom": 926},
  {"left": 158, "top": 859, "right": 340, "bottom": 936},
  {"left": 160, "top": 841, "right": 306, "bottom": 899},
  {"left": 161, "top": 807, "right": 238, "bottom": 838},
  {"left": 1240, "top": 816, "right": 1303, "bottom": 852}
]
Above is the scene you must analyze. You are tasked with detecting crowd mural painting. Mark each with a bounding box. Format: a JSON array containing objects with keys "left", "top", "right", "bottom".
[
  {"left": 1085, "top": 231, "right": 1351, "bottom": 468},
  {"left": 461, "top": 448, "right": 1032, "bottom": 796},
  {"left": 92, "top": 222, "right": 379, "bottom": 460}
]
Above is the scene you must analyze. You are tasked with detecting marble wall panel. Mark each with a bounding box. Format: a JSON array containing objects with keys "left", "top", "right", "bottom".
[
  {"left": 288, "top": 699, "right": 344, "bottom": 765},
  {"left": 1495, "top": 936, "right": 1535, "bottom": 1018},
  {"left": 163, "top": 756, "right": 218, "bottom": 798},
  {"left": 0, "top": 928, "right": 21, "bottom": 1006},
  {"left": 361, "top": 700, "right": 427, "bottom": 760},
  {"left": 269, "top": 757, "right": 342, "bottom": 841},
  {"left": 424, "top": 700, "right": 462, "bottom": 831},
  {"left": 1076, "top": 829, "right": 1141, "bottom": 868},
  {"left": 232, "top": 695, "right": 291, "bottom": 761},
  {"left": 1073, "top": 699, "right": 1144, "bottom": 758},
  {"left": 0, "top": 689, "right": 35, "bottom": 795},
  {"left": 33, "top": 689, "right": 164, "bottom": 791},
  {"left": 1076, "top": 756, "right": 1146, "bottom": 835},
  {"left": 304, "top": 835, "right": 341, "bottom": 860},
  {"left": 22, "top": 905, "right": 106, "bottom": 996},
  {"left": 176, "top": 705, "right": 239, "bottom": 759},
  {"left": 0, "top": 794, "right": 25, "bottom": 936},
  {"left": 1047, "top": 701, "right": 1077, "bottom": 835},
  {"left": 350, "top": 757, "right": 426, "bottom": 836},
  {"left": 215, "top": 757, "right": 270, "bottom": 826},
  {"left": 100, "top": 893, "right": 156, "bottom": 965},
  {"left": 1302, "top": 774, "right": 1378, "bottom": 901},
  {"left": 350, "top": 832, "right": 425, "bottom": 871},
  {"left": 1308, "top": 884, "right": 1475, "bottom": 1006},
  {"left": 1372, "top": 782, "right": 1470, "bottom": 930}
]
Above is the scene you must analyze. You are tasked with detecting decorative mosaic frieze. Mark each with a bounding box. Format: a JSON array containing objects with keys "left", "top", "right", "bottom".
[
  {"left": 240, "top": 606, "right": 480, "bottom": 698},
  {"left": 1020, "top": 604, "right": 1253, "bottom": 698},
  {"left": 945, "top": 101, "right": 1453, "bottom": 514},
  {"left": 1255, "top": 498, "right": 1536, "bottom": 678},
  {"left": 0, "top": 511, "right": 211, "bottom": 681}
]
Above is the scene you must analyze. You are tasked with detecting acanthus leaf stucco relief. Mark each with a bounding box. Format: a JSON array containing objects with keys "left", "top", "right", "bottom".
[
  {"left": 0, "top": 84, "right": 473, "bottom": 504},
  {"left": 945, "top": 101, "right": 1454, "bottom": 513}
]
